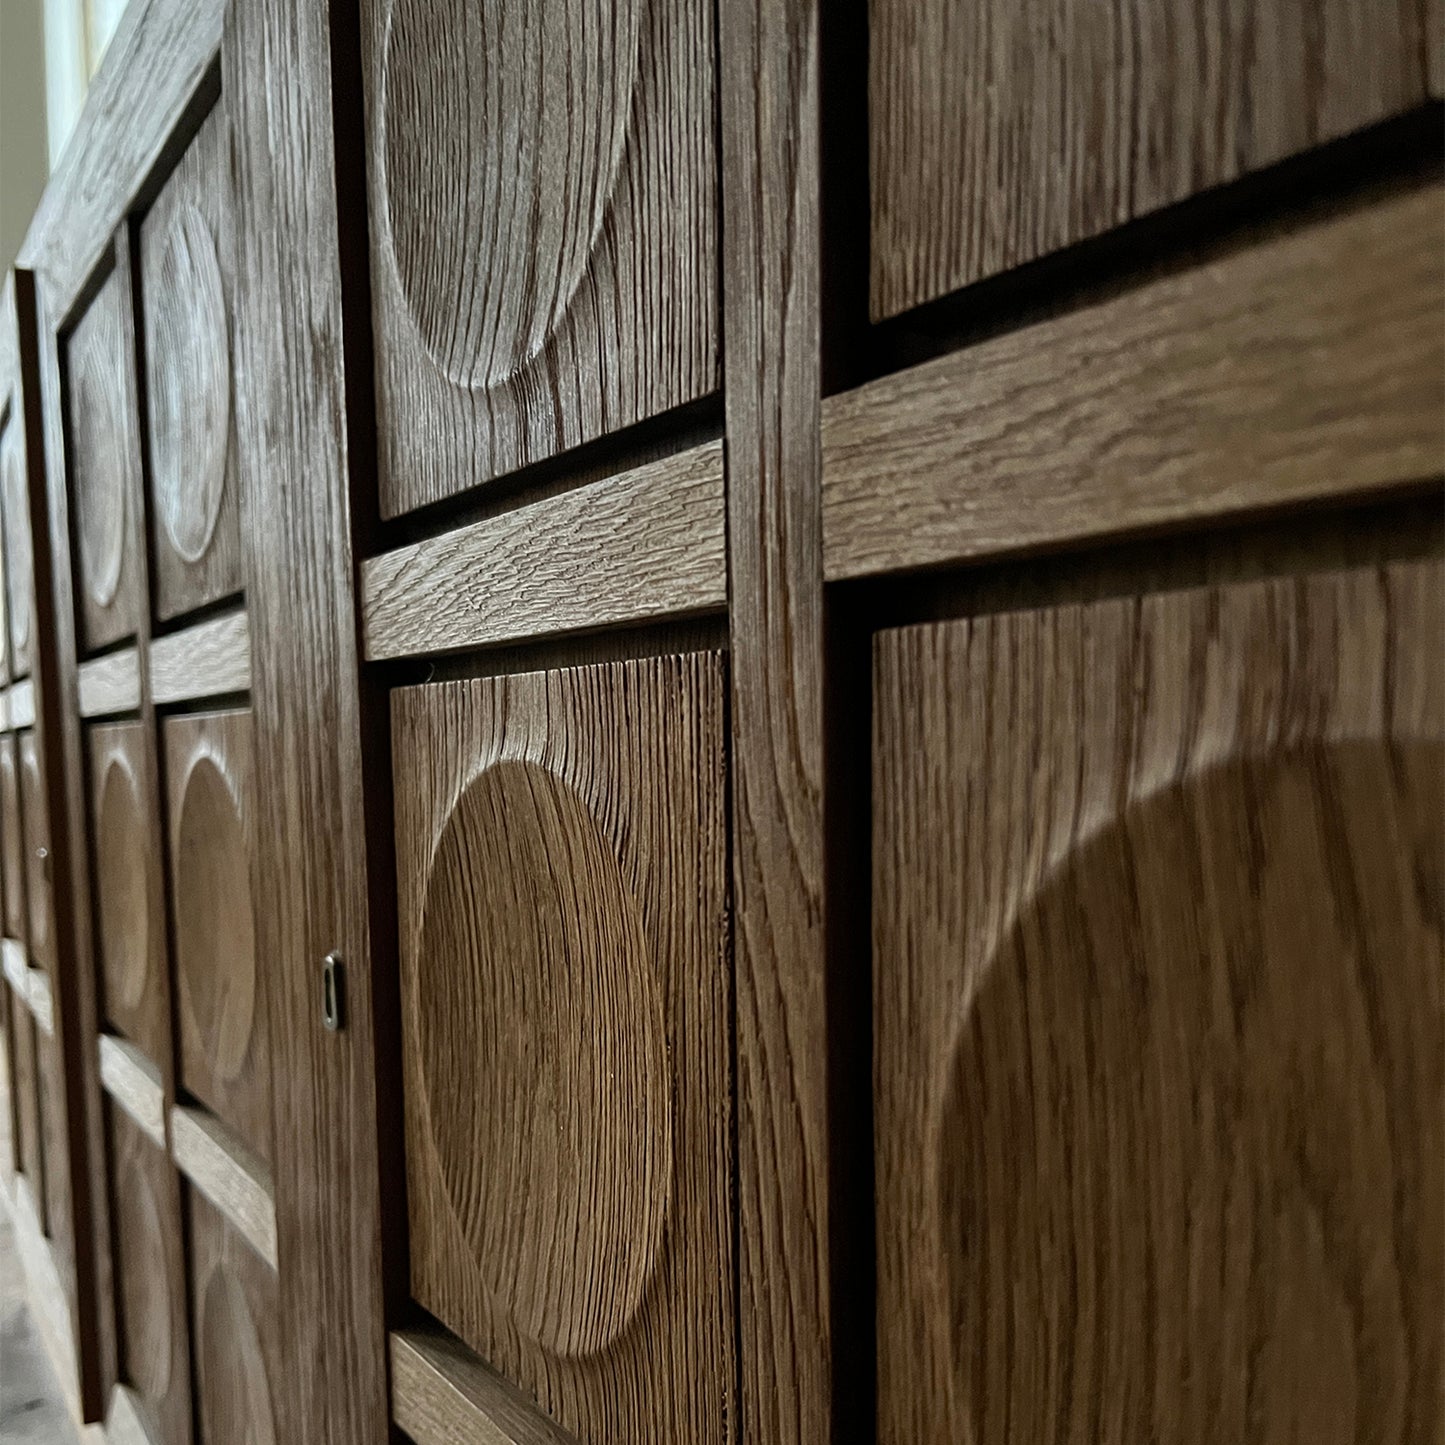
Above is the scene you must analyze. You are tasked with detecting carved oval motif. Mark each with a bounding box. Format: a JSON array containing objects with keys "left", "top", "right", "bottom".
[
  {"left": 98, "top": 754, "right": 150, "bottom": 1013},
  {"left": 417, "top": 759, "right": 671, "bottom": 1357},
  {"left": 198, "top": 1263, "right": 275, "bottom": 1445},
  {"left": 936, "top": 744, "right": 1444, "bottom": 1441},
  {"left": 381, "top": 0, "right": 641, "bottom": 388},
  {"left": 148, "top": 202, "right": 230, "bottom": 565},
  {"left": 2, "top": 423, "right": 29, "bottom": 652},
  {"left": 175, "top": 754, "right": 255, "bottom": 1082},
  {"left": 116, "top": 1155, "right": 172, "bottom": 1401},
  {"left": 70, "top": 288, "right": 128, "bottom": 608}
]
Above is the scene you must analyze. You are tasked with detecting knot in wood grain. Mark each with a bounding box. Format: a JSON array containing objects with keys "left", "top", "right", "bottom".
[
  {"left": 417, "top": 758, "right": 672, "bottom": 1359},
  {"left": 380, "top": 0, "right": 641, "bottom": 389},
  {"left": 98, "top": 752, "right": 150, "bottom": 1011}
]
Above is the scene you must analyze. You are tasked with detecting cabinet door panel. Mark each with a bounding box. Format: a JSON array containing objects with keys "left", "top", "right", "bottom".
[
  {"left": 18, "top": 730, "right": 53, "bottom": 975},
  {"left": 1, "top": 732, "right": 26, "bottom": 943},
  {"left": 870, "top": 0, "right": 1440, "bottom": 318},
  {"left": 0, "top": 399, "right": 31, "bottom": 677},
  {"left": 11, "top": 1001, "right": 45, "bottom": 1215},
  {"left": 391, "top": 652, "right": 733, "bottom": 1444},
  {"left": 873, "top": 557, "right": 1444, "bottom": 1443}
]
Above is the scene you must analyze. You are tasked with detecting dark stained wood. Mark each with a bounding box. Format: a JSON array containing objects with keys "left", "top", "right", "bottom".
[
  {"left": 717, "top": 0, "right": 835, "bottom": 1439},
  {"left": 17, "top": 732, "right": 54, "bottom": 977},
  {"left": 222, "top": 0, "right": 394, "bottom": 1436},
  {"left": 139, "top": 99, "right": 243, "bottom": 623},
  {"left": 186, "top": 1182, "right": 283, "bottom": 1445},
  {"left": 869, "top": 0, "right": 1443, "bottom": 317},
  {"left": 392, "top": 654, "right": 733, "bottom": 1442},
  {"left": 88, "top": 722, "right": 171, "bottom": 1069},
  {"left": 872, "top": 555, "right": 1444, "bottom": 1443},
  {"left": 825, "top": 183, "right": 1445, "bottom": 581},
  {"left": 65, "top": 260, "right": 144, "bottom": 653},
  {"left": 106, "top": 1098, "right": 192, "bottom": 1445},
  {"left": 360, "top": 0, "right": 719, "bottom": 516},
  {"left": 163, "top": 709, "right": 270, "bottom": 1163}
]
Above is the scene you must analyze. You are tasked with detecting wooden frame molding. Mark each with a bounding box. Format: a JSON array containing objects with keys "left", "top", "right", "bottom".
[
  {"left": 169, "top": 1103, "right": 277, "bottom": 1269},
  {"left": 97, "top": 1034, "right": 166, "bottom": 1148},
  {"left": 148, "top": 607, "right": 250, "bottom": 703},
  {"left": 77, "top": 648, "right": 141, "bottom": 718},
  {"left": 822, "top": 182, "right": 1445, "bottom": 581},
  {"left": 389, "top": 1329, "right": 577, "bottom": 1445},
  {"left": 2, "top": 936, "right": 27, "bottom": 994},
  {"left": 361, "top": 440, "right": 727, "bottom": 660},
  {"left": 7, "top": 679, "right": 34, "bottom": 728}
]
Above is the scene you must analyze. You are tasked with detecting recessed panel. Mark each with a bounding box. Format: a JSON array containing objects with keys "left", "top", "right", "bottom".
[
  {"left": 10, "top": 1003, "right": 45, "bottom": 1217},
  {"left": 392, "top": 654, "right": 733, "bottom": 1443},
  {"left": 18, "top": 731, "right": 52, "bottom": 975},
  {"left": 362, "top": 0, "right": 718, "bottom": 516},
  {"left": 90, "top": 722, "right": 170, "bottom": 1065},
  {"left": 164, "top": 710, "right": 270, "bottom": 1161},
  {"left": 873, "top": 558, "right": 1445, "bottom": 1442},
  {"left": 140, "top": 102, "right": 242, "bottom": 622},
  {"left": 37, "top": 1030, "right": 72, "bottom": 1287},
  {"left": 870, "top": 0, "right": 1441, "bottom": 318},
  {"left": 1, "top": 403, "right": 31, "bottom": 678},
  {"left": 66, "top": 262, "right": 142, "bottom": 651},
  {"left": 187, "top": 1185, "right": 280, "bottom": 1445},
  {"left": 108, "top": 1101, "right": 192, "bottom": 1444},
  {"left": 1, "top": 733, "right": 26, "bottom": 944}
]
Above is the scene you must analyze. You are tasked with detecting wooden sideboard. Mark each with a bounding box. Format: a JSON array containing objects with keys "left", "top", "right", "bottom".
[{"left": 0, "top": 1, "right": 1439, "bottom": 1442}]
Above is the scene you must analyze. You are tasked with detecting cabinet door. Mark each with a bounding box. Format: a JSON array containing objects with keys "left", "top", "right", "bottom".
[{"left": 873, "top": 557, "right": 1444, "bottom": 1442}]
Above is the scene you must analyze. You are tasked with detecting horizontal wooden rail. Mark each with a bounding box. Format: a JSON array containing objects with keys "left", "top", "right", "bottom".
[
  {"left": 149, "top": 608, "right": 250, "bottom": 704},
  {"left": 78, "top": 647, "right": 142, "bottom": 717},
  {"left": 7, "top": 679, "right": 34, "bottom": 730},
  {"left": 98, "top": 1035, "right": 166, "bottom": 1148},
  {"left": 361, "top": 440, "right": 727, "bottom": 659},
  {"left": 170, "top": 1104, "right": 276, "bottom": 1269}
]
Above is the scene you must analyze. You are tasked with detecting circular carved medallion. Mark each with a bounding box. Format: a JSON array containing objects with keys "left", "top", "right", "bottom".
[
  {"left": 176, "top": 755, "right": 255, "bottom": 1082},
  {"left": 198, "top": 1264, "right": 275, "bottom": 1445},
  {"left": 149, "top": 203, "right": 231, "bottom": 565},
  {"left": 116, "top": 1155, "right": 172, "bottom": 1401},
  {"left": 417, "top": 759, "right": 671, "bottom": 1357},
  {"left": 98, "top": 754, "right": 150, "bottom": 1013},
  {"left": 381, "top": 0, "right": 641, "bottom": 388},
  {"left": 70, "top": 291, "right": 128, "bottom": 608}
]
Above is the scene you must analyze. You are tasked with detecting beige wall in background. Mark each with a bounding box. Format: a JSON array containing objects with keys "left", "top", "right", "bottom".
[{"left": 0, "top": 0, "right": 51, "bottom": 270}]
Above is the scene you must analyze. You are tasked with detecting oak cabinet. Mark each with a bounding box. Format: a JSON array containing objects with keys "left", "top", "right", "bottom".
[
  {"left": 391, "top": 653, "right": 734, "bottom": 1443},
  {"left": 873, "top": 558, "right": 1445, "bottom": 1443}
]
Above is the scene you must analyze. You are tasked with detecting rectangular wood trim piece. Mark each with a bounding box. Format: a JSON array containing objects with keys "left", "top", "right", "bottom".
[
  {"left": 6, "top": 1174, "right": 80, "bottom": 1413},
  {"left": 78, "top": 649, "right": 142, "bottom": 718},
  {"left": 98, "top": 1035, "right": 166, "bottom": 1149},
  {"left": 822, "top": 183, "right": 1445, "bottom": 581},
  {"left": 0, "top": 690, "right": 9, "bottom": 732},
  {"left": 26, "top": 967, "right": 53, "bottom": 1037},
  {"left": 106, "top": 1384, "right": 161, "bottom": 1445},
  {"left": 360, "top": 440, "right": 728, "bottom": 660},
  {"left": 169, "top": 1103, "right": 277, "bottom": 1269},
  {"left": 2, "top": 936, "right": 27, "bottom": 996},
  {"left": 149, "top": 608, "right": 250, "bottom": 704},
  {"left": 8, "top": 680, "right": 34, "bottom": 729},
  {"left": 389, "top": 1329, "right": 579, "bottom": 1445}
]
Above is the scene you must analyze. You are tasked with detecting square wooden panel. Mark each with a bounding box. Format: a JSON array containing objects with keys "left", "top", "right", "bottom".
[
  {"left": 18, "top": 730, "right": 53, "bottom": 974},
  {"left": 186, "top": 1183, "right": 282, "bottom": 1445},
  {"left": 1, "top": 732, "right": 26, "bottom": 943},
  {"left": 869, "top": 0, "right": 1441, "bottom": 318},
  {"left": 107, "top": 1100, "right": 192, "bottom": 1445},
  {"left": 1, "top": 398, "right": 33, "bottom": 678},
  {"left": 361, "top": 0, "right": 718, "bottom": 517},
  {"left": 873, "top": 558, "right": 1444, "bottom": 1442},
  {"left": 163, "top": 710, "right": 270, "bottom": 1162},
  {"left": 89, "top": 722, "right": 171, "bottom": 1066},
  {"left": 391, "top": 654, "right": 733, "bottom": 1443},
  {"left": 37, "top": 1029, "right": 72, "bottom": 1283},
  {"left": 10, "top": 1002, "right": 45, "bottom": 1216},
  {"left": 140, "top": 102, "right": 242, "bottom": 623},
  {"left": 66, "top": 261, "right": 143, "bottom": 652}
]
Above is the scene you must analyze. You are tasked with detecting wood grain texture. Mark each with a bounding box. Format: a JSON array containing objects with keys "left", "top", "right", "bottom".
[
  {"left": 141, "top": 100, "right": 243, "bottom": 623},
  {"left": 870, "top": 0, "right": 1442, "bottom": 317},
  {"left": 18, "top": 731, "right": 54, "bottom": 976},
  {"left": 171, "top": 1105, "right": 277, "bottom": 1271},
  {"left": 223, "top": 0, "right": 394, "bottom": 1434},
  {"left": 8, "top": 679, "right": 35, "bottom": 729},
  {"left": 717, "top": 0, "right": 834, "bottom": 1438},
  {"left": 2, "top": 938, "right": 29, "bottom": 997},
  {"left": 89, "top": 723, "right": 171, "bottom": 1064},
  {"left": 361, "top": 0, "right": 719, "bottom": 515},
  {"left": 77, "top": 648, "right": 141, "bottom": 717},
  {"left": 163, "top": 710, "right": 270, "bottom": 1162},
  {"left": 873, "top": 556, "right": 1444, "bottom": 1443},
  {"left": 16, "top": 0, "right": 224, "bottom": 322},
  {"left": 38, "top": 1030, "right": 73, "bottom": 1284},
  {"left": 27, "top": 963, "right": 54, "bottom": 1038},
  {"left": 0, "top": 989, "right": 15, "bottom": 1188},
  {"left": 826, "top": 184, "right": 1445, "bottom": 581},
  {"left": 98, "top": 1036, "right": 165, "bottom": 1150},
  {"left": 10, "top": 993, "right": 47, "bottom": 1217},
  {"left": 186, "top": 1178, "right": 282, "bottom": 1445},
  {"left": 66, "top": 263, "right": 144, "bottom": 652},
  {"left": 1, "top": 734, "right": 27, "bottom": 941},
  {"left": 0, "top": 404, "right": 32, "bottom": 678},
  {"left": 106, "top": 1384, "right": 165, "bottom": 1445},
  {"left": 106, "top": 1100, "right": 191, "bottom": 1445},
  {"left": 390, "top": 1328, "right": 580, "bottom": 1445},
  {"left": 392, "top": 654, "right": 733, "bottom": 1443},
  {"left": 361, "top": 440, "right": 727, "bottom": 659},
  {"left": 148, "top": 607, "right": 250, "bottom": 704}
]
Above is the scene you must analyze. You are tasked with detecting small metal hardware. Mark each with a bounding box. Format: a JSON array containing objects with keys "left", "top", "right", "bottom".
[{"left": 322, "top": 952, "right": 345, "bottom": 1032}]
